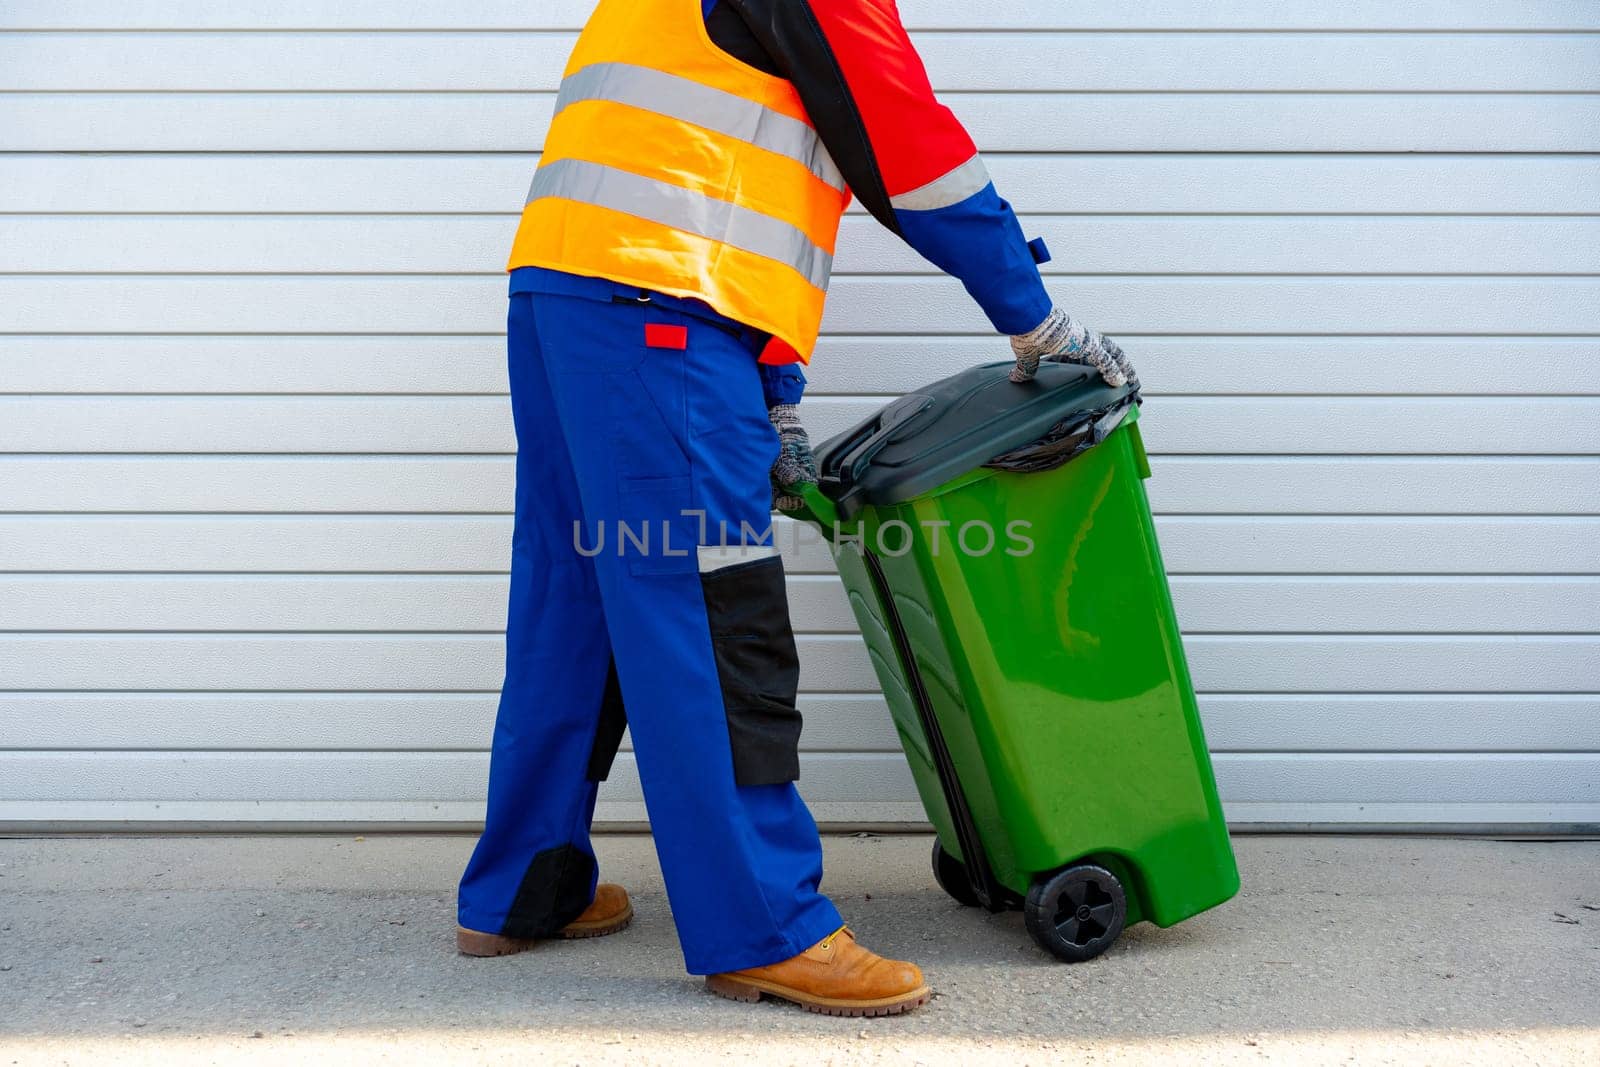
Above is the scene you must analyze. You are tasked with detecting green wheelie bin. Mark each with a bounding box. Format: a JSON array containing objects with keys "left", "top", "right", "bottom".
[{"left": 790, "top": 360, "right": 1239, "bottom": 962}]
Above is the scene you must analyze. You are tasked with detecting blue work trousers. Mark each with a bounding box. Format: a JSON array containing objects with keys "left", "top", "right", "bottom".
[{"left": 457, "top": 268, "right": 842, "bottom": 975}]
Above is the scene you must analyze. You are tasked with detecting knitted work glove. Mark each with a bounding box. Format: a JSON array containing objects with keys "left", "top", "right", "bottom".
[
  {"left": 1010, "top": 306, "right": 1136, "bottom": 388},
  {"left": 768, "top": 403, "right": 818, "bottom": 513}
]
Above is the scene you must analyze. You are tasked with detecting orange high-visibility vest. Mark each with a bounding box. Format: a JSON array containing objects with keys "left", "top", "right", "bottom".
[{"left": 507, "top": 0, "right": 848, "bottom": 363}]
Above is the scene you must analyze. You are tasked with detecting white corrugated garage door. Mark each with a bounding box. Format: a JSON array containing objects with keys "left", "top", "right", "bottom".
[{"left": 1, "top": 1, "right": 1597, "bottom": 831}]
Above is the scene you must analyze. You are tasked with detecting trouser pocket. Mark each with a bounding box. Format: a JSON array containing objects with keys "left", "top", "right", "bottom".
[{"left": 699, "top": 553, "right": 802, "bottom": 786}]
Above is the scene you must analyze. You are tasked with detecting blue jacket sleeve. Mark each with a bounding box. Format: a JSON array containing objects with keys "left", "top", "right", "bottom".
[
  {"left": 759, "top": 362, "right": 807, "bottom": 408},
  {"left": 894, "top": 187, "right": 1054, "bottom": 337}
]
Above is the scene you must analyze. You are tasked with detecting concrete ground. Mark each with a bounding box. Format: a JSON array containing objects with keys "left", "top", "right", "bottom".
[{"left": 0, "top": 835, "right": 1596, "bottom": 1065}]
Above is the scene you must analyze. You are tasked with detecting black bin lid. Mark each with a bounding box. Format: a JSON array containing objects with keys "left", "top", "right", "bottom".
[{"left": 815, "top": 360, "right": 1136, "bottom": 519}]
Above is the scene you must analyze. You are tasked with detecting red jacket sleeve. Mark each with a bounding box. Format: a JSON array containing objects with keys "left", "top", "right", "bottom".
[
  {"left": 725, "top": 0, "right": 1054, "bottom": 334},
  {"left": 805, "top": 1, "right": 979, "bottom": 207}
]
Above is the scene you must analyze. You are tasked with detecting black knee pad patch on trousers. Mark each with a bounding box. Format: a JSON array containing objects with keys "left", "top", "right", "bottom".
[
  {"left": 699, "top": 555, "right": 803, "bottom": 786},
  {"left": 503, "top": 844, "right": 596, "bottom": 939},
  {"left": 585, "top": 657, "right": 628, "bottom": 782}
]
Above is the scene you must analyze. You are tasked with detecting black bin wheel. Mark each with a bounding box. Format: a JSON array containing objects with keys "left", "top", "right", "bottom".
[
  {"left": 1024, "top": 863, "right": 1127, "bottom": 962},
  {"left": 930, "top": 839, "right": 981, "bottom": 907}
]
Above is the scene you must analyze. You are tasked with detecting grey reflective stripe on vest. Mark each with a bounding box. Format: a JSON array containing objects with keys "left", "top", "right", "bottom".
[
  {"left": 888, "top": 153, "right": 992, "bottom": 212},
  {"left": 529, "top": 158, "right": 834, "bottom": 290},
  {"left": 555, "top": 61, "right": 845, "bottom": 193}
]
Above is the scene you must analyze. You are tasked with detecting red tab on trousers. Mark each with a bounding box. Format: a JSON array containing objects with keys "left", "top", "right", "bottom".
[{"left": 645, "top": 323, "right": 689, "bottom": 350}]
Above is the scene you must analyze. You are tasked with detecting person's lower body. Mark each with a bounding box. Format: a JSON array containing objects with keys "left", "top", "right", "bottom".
[{"left": 456, "top": 270, "right": 844, "bottom": 976}]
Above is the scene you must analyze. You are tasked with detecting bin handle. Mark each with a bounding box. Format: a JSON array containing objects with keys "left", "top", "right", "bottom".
[
  {"left": 778, "top": 481, "right": 841, "bottom": 538},
  {"left": 819, "top": 394, "right": 933, "bottom": 497}
]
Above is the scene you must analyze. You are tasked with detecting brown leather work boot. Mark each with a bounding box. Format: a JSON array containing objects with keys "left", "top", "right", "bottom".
[
  {"left": 455, "top": 883, "right": 633, "bottom": 956},
  {"left": 705, "top": 926, "right": 930, "bottom": 1017}
]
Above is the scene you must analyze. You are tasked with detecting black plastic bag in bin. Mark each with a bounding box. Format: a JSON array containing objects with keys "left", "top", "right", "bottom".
[{"left": 985, "top": 394, "right": 1140, "bottom": 473}]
